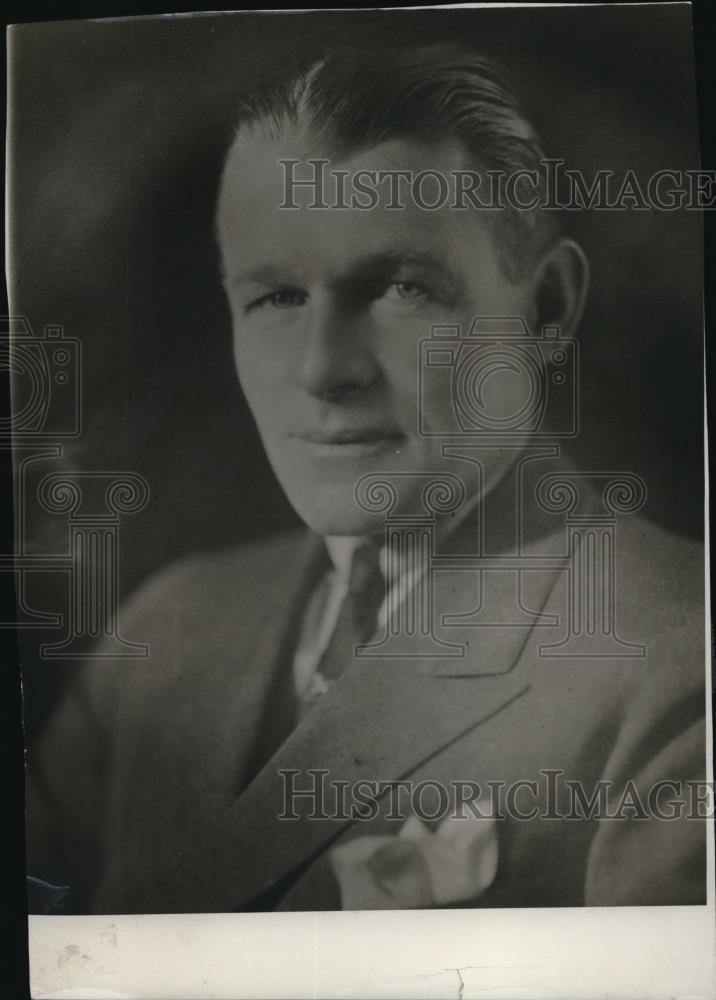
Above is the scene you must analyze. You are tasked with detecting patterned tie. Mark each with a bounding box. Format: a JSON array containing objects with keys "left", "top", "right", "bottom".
[{"left": 300, "top": 539, "right": 385, "bottom": 715}]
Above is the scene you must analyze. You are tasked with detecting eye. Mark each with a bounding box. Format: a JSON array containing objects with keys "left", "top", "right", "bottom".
[
  {"left": 250, "top": 289, "right": 307, "bottom": 311},
  {"left": 384, "top": 281, "right": 431, "bottom": 302}
]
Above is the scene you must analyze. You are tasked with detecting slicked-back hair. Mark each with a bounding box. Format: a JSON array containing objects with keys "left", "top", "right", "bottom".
[{"left": 222, "top": 43, "right": 561, "bottom": 281}]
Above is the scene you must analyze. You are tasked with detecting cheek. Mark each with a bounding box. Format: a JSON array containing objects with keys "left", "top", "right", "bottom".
[
  {"left": 231, "top": 333, "right": 285, "bottom": 433},
  {"left": 371, "top": 316, "right": 431, "bottom": 408},
  {"left": 231, "top": 318, "right": 288, "bottom": 387}
]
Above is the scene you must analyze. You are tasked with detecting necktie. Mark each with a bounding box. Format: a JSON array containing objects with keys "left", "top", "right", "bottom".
[{"left": 300, "top": 539, "right": 385, "bottom": 714}]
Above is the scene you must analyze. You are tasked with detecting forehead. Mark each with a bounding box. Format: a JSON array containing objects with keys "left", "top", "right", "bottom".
[{"left": 216, "top": 127, "right": 501, "bottom": 279}]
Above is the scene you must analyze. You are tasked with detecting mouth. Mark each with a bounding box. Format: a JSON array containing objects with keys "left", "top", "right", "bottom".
[{"left": 291, "top": 427, "right": 406, "bottom": 456}]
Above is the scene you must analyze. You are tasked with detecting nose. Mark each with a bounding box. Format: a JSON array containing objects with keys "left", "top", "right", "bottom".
[{"left": 294, "top": 298, "right": 378, "bottom": 401}]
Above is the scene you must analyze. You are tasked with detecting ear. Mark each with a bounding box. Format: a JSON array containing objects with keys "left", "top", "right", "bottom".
[{"left": 529, "top": 238, "right": 590, "bottom": 337}]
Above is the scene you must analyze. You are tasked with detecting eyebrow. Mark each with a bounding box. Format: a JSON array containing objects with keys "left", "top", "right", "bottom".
[
  {"left": 227, "top": 264, "right": 295, "bottom": 287},
  {"left": 227, "top": 251, "right": 465, "bottom": 295}
]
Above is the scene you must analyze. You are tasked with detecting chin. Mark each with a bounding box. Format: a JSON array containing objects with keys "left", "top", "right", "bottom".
[
  {"left": 293, "top": 504, "right": 383, "bottom": 539},
  {"left": 278, "top": 484, "right": 383, "bottom": 538}
]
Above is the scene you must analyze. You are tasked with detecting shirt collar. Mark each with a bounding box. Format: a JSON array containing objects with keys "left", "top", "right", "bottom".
[
  {"left": 324, "top": 537, "right": 365, "bottom": 584},
  {"left": 324, "top": 535, "right": 401, "bottom": 586}
]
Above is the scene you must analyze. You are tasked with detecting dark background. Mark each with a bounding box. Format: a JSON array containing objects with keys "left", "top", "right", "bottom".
[{"left": 8, "top": 6, "right": 704, "bottom": 740}]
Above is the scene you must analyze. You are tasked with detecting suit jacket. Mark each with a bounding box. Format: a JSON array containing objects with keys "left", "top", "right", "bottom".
[{"left": 25, "top": 487, "right": 706, "bottom": 913}]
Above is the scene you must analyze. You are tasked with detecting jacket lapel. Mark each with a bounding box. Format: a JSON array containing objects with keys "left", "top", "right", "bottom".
[
  {"left": 151, "top": 516, "right": 567, "bottom": 911},
  {"left": 230, "top": 532, "right": 329, "bottom": 789}
]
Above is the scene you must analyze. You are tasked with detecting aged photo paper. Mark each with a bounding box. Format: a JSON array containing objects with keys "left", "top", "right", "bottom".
[{"left": 7, "top": 3, "right": 713, "bottom": 997}]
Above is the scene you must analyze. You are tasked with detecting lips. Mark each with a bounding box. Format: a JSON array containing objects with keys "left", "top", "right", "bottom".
[{"left": 294, "top": 427, "right": 404, "bottom": 445}]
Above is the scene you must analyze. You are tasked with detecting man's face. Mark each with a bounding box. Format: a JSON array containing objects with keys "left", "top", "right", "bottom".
[{"left": 217, "top": 127, "right": 539, "bottom": 536}]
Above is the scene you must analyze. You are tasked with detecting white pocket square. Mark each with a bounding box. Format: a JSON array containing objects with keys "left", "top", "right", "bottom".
[{"left": 329, "top": 807, "right": 498, "bottom": 909}]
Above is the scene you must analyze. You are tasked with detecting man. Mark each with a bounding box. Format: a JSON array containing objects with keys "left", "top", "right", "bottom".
[{"left": 26, "top": 44, "right": 705, "bottom": 913}]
